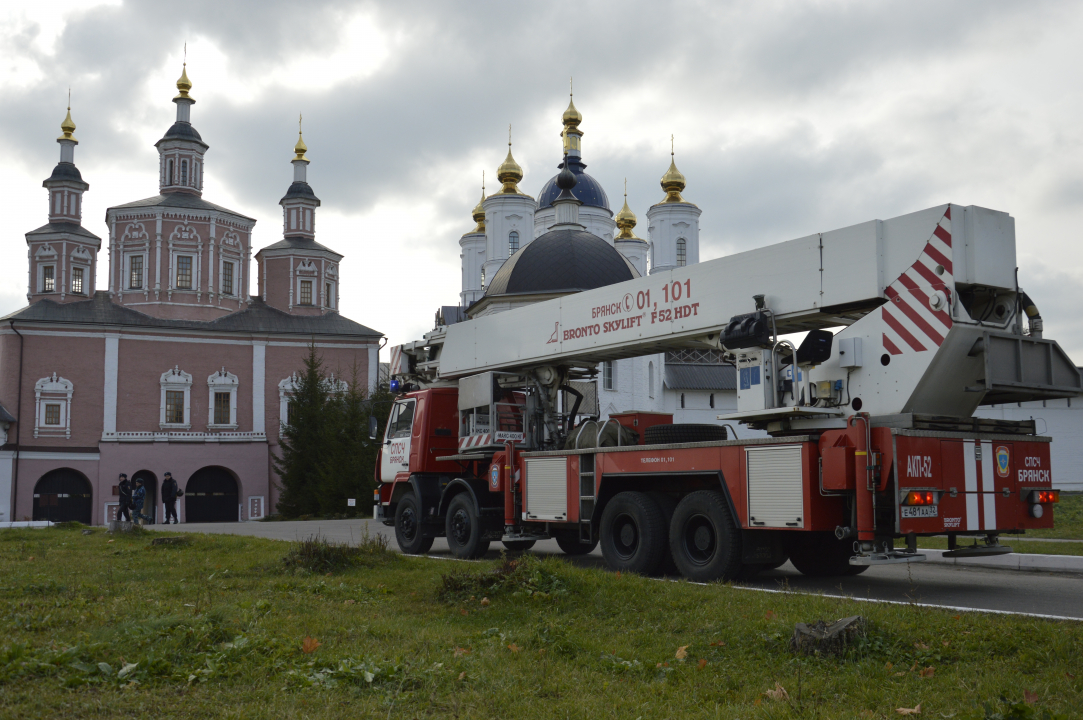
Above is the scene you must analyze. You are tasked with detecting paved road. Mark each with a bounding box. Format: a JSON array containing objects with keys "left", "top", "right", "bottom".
[{"left": 149, "top": 519, "right": 1083, "bottom": 621}]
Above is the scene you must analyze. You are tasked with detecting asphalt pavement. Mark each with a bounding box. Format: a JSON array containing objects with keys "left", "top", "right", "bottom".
[{"left": 148, "top": 518, "right": 1083, "bottom": 621}]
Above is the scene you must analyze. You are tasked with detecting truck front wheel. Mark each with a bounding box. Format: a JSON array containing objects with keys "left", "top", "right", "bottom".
[
  {"left": 669, "top": 491, "right": 743, "bottom": 582},
  {"left": 395, "top": 493, "right": 434, "bottom": 555},
  {"left": 600, "top": 492, "right": 666, "bottom": 575},
  {"left": 446, "top": 494, "right": 490, "bottom": 559}
]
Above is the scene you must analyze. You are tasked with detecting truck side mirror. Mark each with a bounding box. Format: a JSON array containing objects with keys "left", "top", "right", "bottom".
[{"left": 368, "top": 416, "right": 379, "bottom": 441}]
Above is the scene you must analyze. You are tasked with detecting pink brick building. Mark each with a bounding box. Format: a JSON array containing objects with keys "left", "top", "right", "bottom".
[{"left": 0, "top": 67, "right": 382, "bottom": 525}]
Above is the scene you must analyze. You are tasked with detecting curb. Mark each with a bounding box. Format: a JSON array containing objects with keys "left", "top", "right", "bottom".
[{"left": 923, "top": 548, "right": 1083, "bottom": 573}]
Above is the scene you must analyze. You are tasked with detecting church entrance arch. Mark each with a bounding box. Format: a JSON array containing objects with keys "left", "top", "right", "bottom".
[
  {"left": 132, "top": 470, "right": 158, "bottom": 524},
  {"left": 33, "top": 468, "right": 93, "bottom": 524},
  {"left": 184, "top": 467, "right": 239, "bottom": 523}
]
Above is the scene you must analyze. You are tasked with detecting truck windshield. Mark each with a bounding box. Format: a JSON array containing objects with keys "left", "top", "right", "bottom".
[{"left": 389, "top": 400, "right": 416, "bottom": 439}]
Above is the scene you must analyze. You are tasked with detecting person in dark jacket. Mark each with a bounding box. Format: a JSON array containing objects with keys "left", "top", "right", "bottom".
[
  {"left": 162, "top": 472, "right": 180, "bottom": 524},
  {"left": 116, "top": 474, "right": 132, "bottom": 522},
  {"left": 131, "top": 478, "right": 150, "bottom": 525}
]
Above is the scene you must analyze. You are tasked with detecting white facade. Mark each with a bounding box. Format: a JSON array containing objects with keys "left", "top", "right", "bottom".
[
  {"left": 646, "top": 201, "right": 701, "bottom": 275},
  {"left": 534, "top": 204, "right": 615, "bottom": 243},
  {"left": 482, "top": 192, "right": 534, "bottom": 290},
  {"left": 459, "top": 230, "right": 485, "bottom": 306}
]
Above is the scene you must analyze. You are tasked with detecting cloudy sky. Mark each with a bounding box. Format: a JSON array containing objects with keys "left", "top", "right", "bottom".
[{"left": 3, "top": 0, "right": 1083, "bottom": 358}]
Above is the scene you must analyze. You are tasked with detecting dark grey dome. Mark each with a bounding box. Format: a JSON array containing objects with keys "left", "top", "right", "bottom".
[
  {"left": 280, "top": 181, "right": 321, "bottom": 205},
  {"left": 158, "top": 121, "right": 206, "bottom": 146},
  {"left": 46, "top": 162, "right": 83, "bottom": 182},
  {"left": 484, "top": 228, "right": 638, "bottom": 297},
  {"left": 537, "top": 157, "right": 610, "bottom": 211}
]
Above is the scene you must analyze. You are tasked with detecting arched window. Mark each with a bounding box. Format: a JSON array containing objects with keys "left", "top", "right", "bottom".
[
  {"left": 709, "top": 393, "right": 715, "bottom": 409},
  {"left": 680, "top": 392, "right": 685, "bottom": 409},
  {"left": 676, "top": 238, "right": 687, "bottom": 267},
  {"left": 167, "top": 159, "right": 174, "bottom": 184},
  {"left": 648, "top": 361, "right": 655, "bottom": 399},
  {"left": 181, "top": 160, "right": 188, "bottom": 186},
  {"left": 509, "top": 230, "right": 520, "bottom": 254}
]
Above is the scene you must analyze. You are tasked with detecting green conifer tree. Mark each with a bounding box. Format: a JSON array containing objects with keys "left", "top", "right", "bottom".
[{"left": 273, "top": 344, "right": 333, "bottom": 517}]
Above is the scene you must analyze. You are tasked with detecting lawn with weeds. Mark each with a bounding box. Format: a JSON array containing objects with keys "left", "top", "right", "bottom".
[{"left": 0, "top": 525, "right": 1079, "bottom": 719}]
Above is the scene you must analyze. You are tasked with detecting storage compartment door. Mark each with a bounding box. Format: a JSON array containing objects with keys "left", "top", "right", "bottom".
[
  {"left": 746, "top": 445, "right": 805, "bottom": 528},
  {"left": 524, "top": 457, "right": 569, "bottom": 521}
]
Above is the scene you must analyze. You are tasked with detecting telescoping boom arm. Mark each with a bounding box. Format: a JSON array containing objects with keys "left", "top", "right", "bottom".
[{"left": 394, "top": 203, "right": 1080, "bottom": 423}]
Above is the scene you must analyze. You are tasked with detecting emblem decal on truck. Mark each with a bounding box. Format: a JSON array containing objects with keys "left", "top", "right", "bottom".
[
  {"left": 490, "top": 464, "right": 500, "bottom": 489},
  {"left": 995, "top": 446, "right": 1010, "bottom": 478}
]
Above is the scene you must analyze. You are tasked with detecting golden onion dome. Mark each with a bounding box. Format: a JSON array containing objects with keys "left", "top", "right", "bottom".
[
  {"left": 58, "top": 106, "right": 76, "bottom": 142},
  {"left": 660, "top": 137, "right": 687, "bottom": 204},
  {"left": 175, "top": 63, "right": 193, "bottom": 100},
  {"left": 615, "top": 183, "right": 638, "bottom": 239},
  {"left": 497, "top": 138, "right": 524, "bottom": 194},
  {"left": 562, "top": 96, "right": 583, "bottom": 132}
]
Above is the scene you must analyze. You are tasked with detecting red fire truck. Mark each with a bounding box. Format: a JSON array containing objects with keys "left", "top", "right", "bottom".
[{"left": 375, "top": 203, "right": 1077, "bottom": 580}]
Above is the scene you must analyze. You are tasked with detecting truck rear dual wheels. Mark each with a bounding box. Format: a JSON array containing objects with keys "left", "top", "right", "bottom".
[
  {"left": 600, "top": 492, "right": 668, "bottom": 574},
  {"left": 394, "top": 494, "right": 434, "bottom": 555},
  {"left": 600, "top": 490, "right": 744, "bottom": 581},
  {"left": 668, "top": 491, "right": 744, "bottom": 583},
  {"left": 446, "top": 494, "right": 491, "bottom": 560}
]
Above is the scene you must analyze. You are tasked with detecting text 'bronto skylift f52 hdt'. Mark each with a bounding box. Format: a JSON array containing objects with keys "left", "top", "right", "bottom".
[{"left": 376, "top": 200, "right": 1079, "bottom": 581}]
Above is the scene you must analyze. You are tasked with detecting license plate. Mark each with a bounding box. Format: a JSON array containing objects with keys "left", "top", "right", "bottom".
[{"left": 901, "top": 505, "right": 938, "bottom": 518}]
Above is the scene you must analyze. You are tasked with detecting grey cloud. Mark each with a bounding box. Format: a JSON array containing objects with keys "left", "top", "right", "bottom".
[{"left": 4, "top": 0, "right": 1083, "bottom": 350}]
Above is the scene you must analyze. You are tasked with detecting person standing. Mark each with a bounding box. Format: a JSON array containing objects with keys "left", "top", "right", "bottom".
[
  {"left": 116, "top": 474, "right": 132, "bottom": 523},
  {"left": 131, "top": 478, "right": 150, "bottom": 525},
  {"left": 162, "top": 472, "right": 180, "bottom": 525}
]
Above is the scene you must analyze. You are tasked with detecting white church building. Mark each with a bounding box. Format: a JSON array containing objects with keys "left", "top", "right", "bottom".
[{"left": 444, "top": 93, "right": 1083, "bottom": 489}]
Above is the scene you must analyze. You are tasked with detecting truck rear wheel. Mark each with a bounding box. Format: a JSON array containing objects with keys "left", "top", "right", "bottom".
[
  {"left": 600, "top": 492, "right": 666, "bottom": 575},
  {"left": 787, "top": 532, "right": 856, "bottom": 577},
  {"left": 395, "top": 493, "right": 434, "bottom": 555},
  {"left": 669, "top": 491, "right": 743, "bottom": 582},
  {"left": 446, "top": 494, "right": 490, "bottom": 560},
  {"left": 554, "top": 531, "right": 598, "bottom": 555}
]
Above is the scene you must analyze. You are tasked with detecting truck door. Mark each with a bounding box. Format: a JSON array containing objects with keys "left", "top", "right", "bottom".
[{"left": 380, "top": 398, "right": 416, "bottom": 482}]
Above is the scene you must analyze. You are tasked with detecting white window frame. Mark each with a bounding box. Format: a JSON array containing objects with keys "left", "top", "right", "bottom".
[
  {"left": 220, "top": 259, "right": 236, "bottom": 297},
  {"left": 279, "top": 374, "right": 298, "bottom": 427},
  {"left": 34, "top": 373, "right": 73, "bottom": 439},
  {"left": 126, "top": 252, "right": 147, "bottom": 290},
  {"left": 174, "top": 254, "right": 195, "bottom": 290},
  {"left": 160, "top": 366, "right": 193, "bottom": 429},
  {"left": 324, "top": 279, "right": 336, "bottom": 309},
  {"left": 602, "top": 360, "right": 615, "bottom": 391},
  {"left": 207, "top": 368, "right": 239, "bottom": 429},
  {"left": 70, "top": 264, "right": 88, "bottom": 295}
]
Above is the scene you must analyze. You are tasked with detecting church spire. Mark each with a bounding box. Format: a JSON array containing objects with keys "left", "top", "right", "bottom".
[
  {"left": 173, "top": 46, "right": 195, "bottom": 123},
  {"left": 561, "top": 77, "right": 584, "bottom": 158},
  {"left": 497, "top": 125, "right": 524, "bottom": 194},
  {"left": 615, "top": 179, "right": 639, "bottom": 239},
  {"left": 660, "top": 134, "right": 689, "bottom": 204}
]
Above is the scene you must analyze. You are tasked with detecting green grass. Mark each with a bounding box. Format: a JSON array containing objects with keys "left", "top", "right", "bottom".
[
  {"left": 1026, "top": 493, "right": 1083, "bottom": 540},
  {"left": 0, "top": 525, "right": 1080, "bottom": 719}
]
